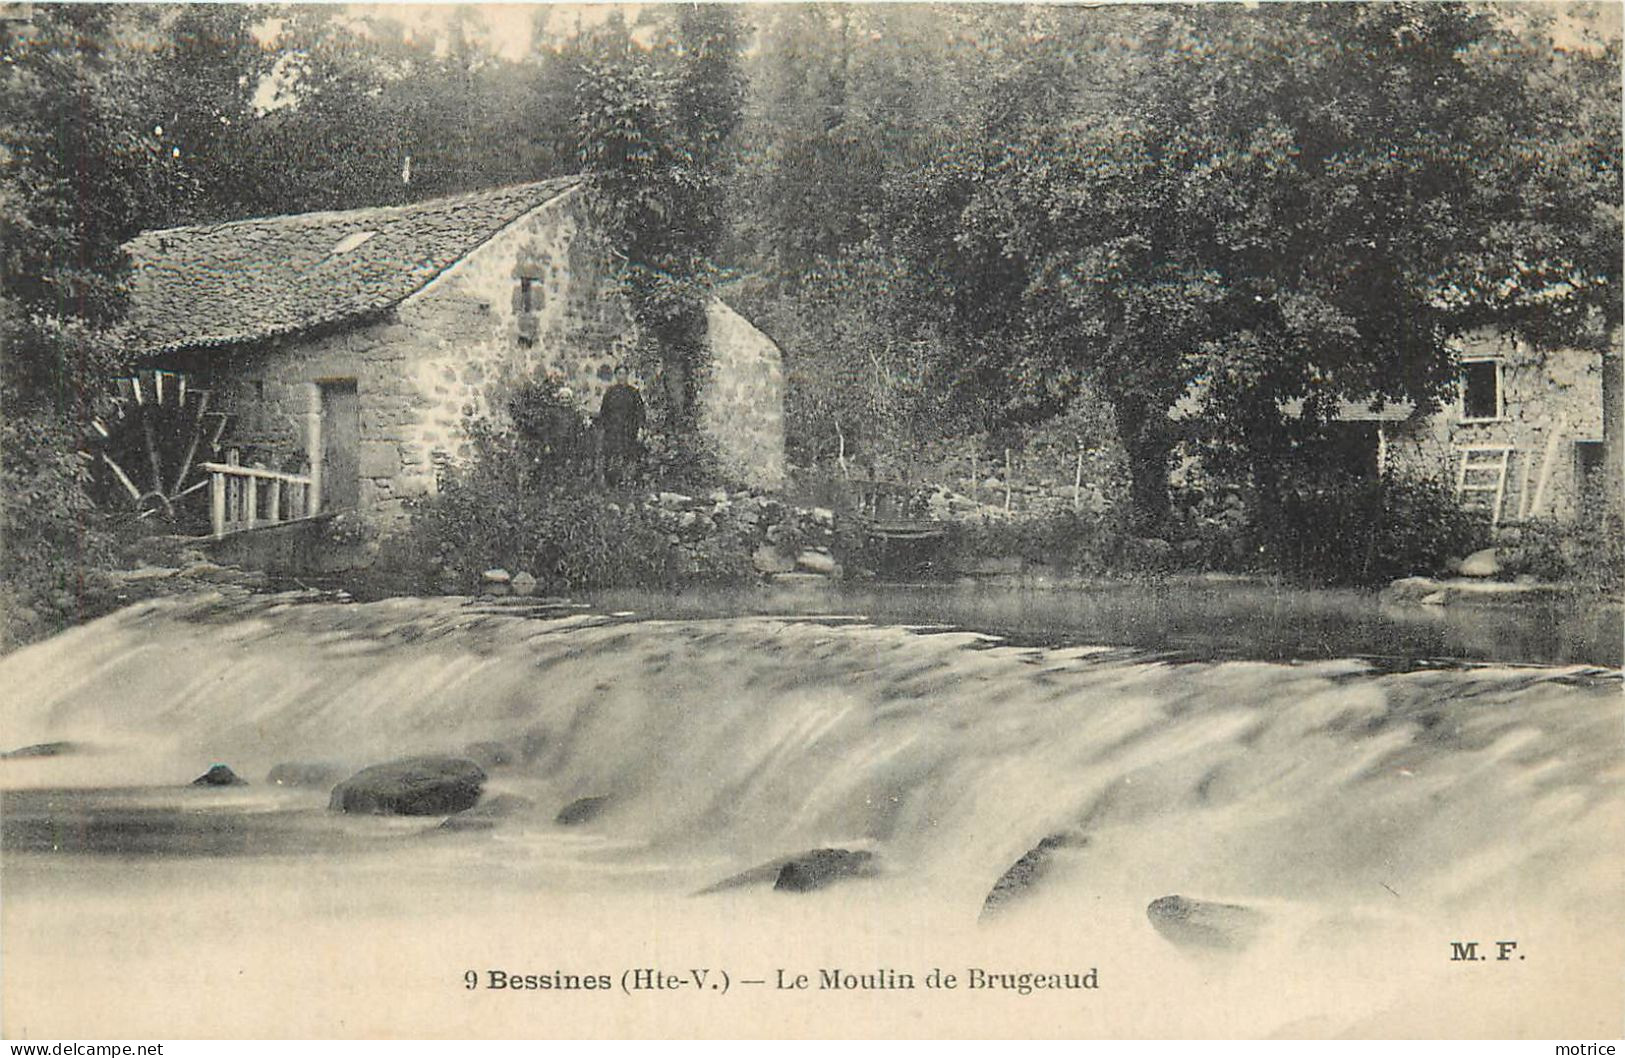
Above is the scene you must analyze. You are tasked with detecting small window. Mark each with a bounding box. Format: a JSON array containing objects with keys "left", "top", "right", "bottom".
[{"left": 1460, "top": 359, "right": 1502, "bottom": 422}]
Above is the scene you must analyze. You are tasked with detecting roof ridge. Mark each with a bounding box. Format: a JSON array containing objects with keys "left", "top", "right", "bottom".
[{"left": 130, "top": 175, "right": 582, "bottom": 241}]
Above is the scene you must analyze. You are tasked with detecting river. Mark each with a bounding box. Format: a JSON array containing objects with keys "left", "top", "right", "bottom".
[{"left": 2, "top": 584, "right": 1621, "bottom": 1038}]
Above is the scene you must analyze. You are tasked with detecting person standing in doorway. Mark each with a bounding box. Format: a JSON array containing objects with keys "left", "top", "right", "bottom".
[{"left": 598, "top": 364, "right": 645, "bottom": 486}]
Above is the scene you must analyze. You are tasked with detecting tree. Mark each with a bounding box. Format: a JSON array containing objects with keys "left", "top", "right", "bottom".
[
  {"left": 140, "top": 3, "right": 278, "bottom": 225},
  {"left": 0, "top": 5, "right": 183, "bottom": 643},
  {"left": 883, "top": 3, "right": 1621, "bottom": 530},
  {"left": 574, "top": 6, "right": 745, "bottom": 436},
  {"left": 725, "top": 5, "right": 1031, "bottom": 466}
]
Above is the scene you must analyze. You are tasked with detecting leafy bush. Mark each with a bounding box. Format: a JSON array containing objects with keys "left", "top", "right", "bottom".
[
  {"left": 1256, "top": 475, "right": 1490, "bottom": 586},
  {"left": 941, "top": 509, "right": 1131, "bottom": 576},
  {"left": 506, "top": 375, "right": 592, "bottom": 477},
  {"left": 0, "top": 412, "right": 119, "bottom": 650},
  {"left": 1502, "top": 516, "right": 1625, "bottom": 597},
  {"left": 408, "top": 421, "right": 684, "bottom": 592}
]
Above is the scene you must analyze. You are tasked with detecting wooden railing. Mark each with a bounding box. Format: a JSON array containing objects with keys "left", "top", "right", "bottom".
[{"left": 201, "top": 455, "right": 317, "bottom": 538}]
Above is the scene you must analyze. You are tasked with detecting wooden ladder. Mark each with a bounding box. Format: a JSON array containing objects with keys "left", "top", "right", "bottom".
[{"left": 1457, "top": 445, "right": 1513, "bottom": 524}]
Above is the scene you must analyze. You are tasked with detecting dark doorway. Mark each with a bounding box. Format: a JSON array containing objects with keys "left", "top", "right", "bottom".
[
  {"left": 1575, "top": 440, "right": 1606, "bottom": 522},
  {"left": 320, "top": 379, "right": 360, "bottom": 511}
]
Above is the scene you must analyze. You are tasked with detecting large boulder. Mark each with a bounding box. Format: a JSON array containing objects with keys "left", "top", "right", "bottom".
[
  {"left": 795, "top": 549, "right": 840, "bottom": 576},
  {"left": 2, "top": 741, "right": 81, "bottom": 760},
  {"left": 752, "top": 545, "right": 797, "bottom": 575},
  {"left": 981, "top": 832, "right": 1086, "bottom": 919},
  {"left": 774, "top": 848, "right": 877, "bottom": 892},
  {"left": 1381, "top": 576, "right": 1443, "bottom": 604},
  {"left": 696, "top": 848, "right": 880, "bottom": 895},
  {"left": 1457, "top": 548, "right": 1501, "bottom": 578},
  {"left": 192, "top": 764, "right": 247, "bottom": 787},
  {"left": 1146, "top": 895, "right": 1265, "bottom": 952},
  {"left": 555, "top": 795, "right": 610, "bottom": 825},
  {"left": 329, "top": 757, "right": 486, "bottom": 816}
]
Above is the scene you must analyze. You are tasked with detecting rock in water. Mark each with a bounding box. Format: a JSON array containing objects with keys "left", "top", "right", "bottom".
[
  {"left": 2, "top": 741, "right": 81, "bottom": 759},
  {"left": 1381, "top": 576, "right": 1442, "bottom": 603},
  {"left": 1146, "top": 895, "right": 1265, "bottom": 952},
  {"left": 695, "top": 849, "right": 882, "bottom": 895},
  {"left": 981, "top": 832, "right": 1086, "bottom": 919},
  {"left": 329, "top": 757, "right": 486, "bottom": 816},
  {"left": 555, "top": 796, "right": 610, "bottom": 825},
  {"left": 774, "top": 849, "right": 877, "bottom": 892},
  {"left": 266, "top": 762, "right": 343, "bottom": 787},
  {"left": 438, "top": 794, "right": 536, "bottom": 833},
  {"left": 192, "top": 764, "right": 247, "bottom": 787},
  {"left": 795, "top": 549, "right": 838, "bottom": 575}
]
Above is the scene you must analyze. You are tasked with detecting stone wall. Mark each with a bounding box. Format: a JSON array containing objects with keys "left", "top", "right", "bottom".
[
  {"left": 1385, "top": 330, "right": 1608, "bottom": 525},
  {"left": 393, "top": 185, "right": 640, "bottom": 478},
  {"left": 170, "top": 316, "right": 426, "bottom": 512},
  {"left": 172, "top": 186, "right": 789, "bottom": 521},
  {"left": 699, "top": 299, "right": 787, "bottom": 489}
]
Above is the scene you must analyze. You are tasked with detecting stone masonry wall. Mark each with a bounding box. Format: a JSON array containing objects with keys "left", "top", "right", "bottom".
[
  {"left": 184, "top": 186, "right": 789, "bottom": 522},
  {"left": 392, "top": 185, "right": 640, "bottom": 480},
  {"left": 176, "top": 317, "right": 424, "bottom": 513},
  {"left": 699, "top": 299, "right": 787, "bottom": 489},
  {"left": 1384, "top": 330, "right": 1606, "bottom": 525}
]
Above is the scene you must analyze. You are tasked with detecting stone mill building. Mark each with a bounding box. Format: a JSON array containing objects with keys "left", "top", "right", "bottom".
[{"left": 122, "top": 177, "right": 788, "bottom": 528}]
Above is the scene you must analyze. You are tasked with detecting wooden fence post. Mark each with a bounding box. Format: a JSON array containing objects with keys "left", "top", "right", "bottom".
[
  {"left": 210, "top": 472, "right": 226, "bottom": 538},
  {"left": 1074, "top": 436, "right": 1084, "bottom": 513}
]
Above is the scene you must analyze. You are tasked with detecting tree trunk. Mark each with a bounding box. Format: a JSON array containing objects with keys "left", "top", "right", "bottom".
[
  {"left": 1115, "top": 397, "right": 1173, "bottom": 535},
  {"left": 1602, "top": 345, "right": 1622, "bottom": 521}
]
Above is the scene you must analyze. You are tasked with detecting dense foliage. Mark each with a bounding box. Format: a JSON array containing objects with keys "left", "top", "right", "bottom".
[
  {"left": 875, "top": 7, "right": 1617, "bottom": 528},
  {"left": 1256, "top": 476, "right": 1492, "bottom": 586},
  {"left": 575, "top": 8, "right": 745, "bottom": 434},
  {"left": 1, "top": 4, "right": 1620, "bottom": 644},
  {"left": 409, "top": 418, "right": 683, "bottom": 592},
  {"left": 0, "top": 7, "right": 184, "bottom": 646}
]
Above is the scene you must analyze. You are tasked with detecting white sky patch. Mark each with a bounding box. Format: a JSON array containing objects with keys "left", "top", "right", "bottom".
[{"left": 341, "top": 3, "right": 647, "bottom": 61}]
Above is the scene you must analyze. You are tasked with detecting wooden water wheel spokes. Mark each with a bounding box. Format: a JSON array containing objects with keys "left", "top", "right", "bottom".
[{"left": 86, "top": 369, "right": 229, "bottom": 525}]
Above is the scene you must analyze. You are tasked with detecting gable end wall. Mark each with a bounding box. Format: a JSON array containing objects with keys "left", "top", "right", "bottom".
[{"left": 1384, "top": 332, "right": 1606, "bottom": 523}]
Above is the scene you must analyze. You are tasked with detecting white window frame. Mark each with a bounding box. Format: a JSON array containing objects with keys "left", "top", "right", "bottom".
[{"left": 1457, "top": 357, "right": 1505, "bottom": 424}]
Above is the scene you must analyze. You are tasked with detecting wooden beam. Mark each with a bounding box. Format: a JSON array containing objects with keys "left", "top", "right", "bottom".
[
  {"left": 100, "top": 454, "right": 143, "bottom": 502},
  {"left": 1073, "top": 436, "right": 1084, "bottom": 513},
  {"left": 140, "top": 410, "right": 163, "bottom": 496},
  {"left": 169, "top": 389, "right": 210, "bottom": 497},
  {"left": 1529, "top": 429, "right": 1564, "bottom": 517}
]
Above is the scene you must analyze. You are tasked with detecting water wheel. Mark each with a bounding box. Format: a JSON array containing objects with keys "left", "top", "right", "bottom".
[{"left": 85, "top": 369, "right": 229, "bottom": 524}]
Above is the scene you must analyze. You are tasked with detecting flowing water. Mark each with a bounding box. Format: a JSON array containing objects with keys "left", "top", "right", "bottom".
[{"left": 1, "top": 586, "right": 1621, "bottom": 1038}]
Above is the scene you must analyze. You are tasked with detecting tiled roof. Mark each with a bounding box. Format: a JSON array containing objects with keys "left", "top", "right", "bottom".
[{"left": 125, "top": 178, "right": 580, "bottom": 355}]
